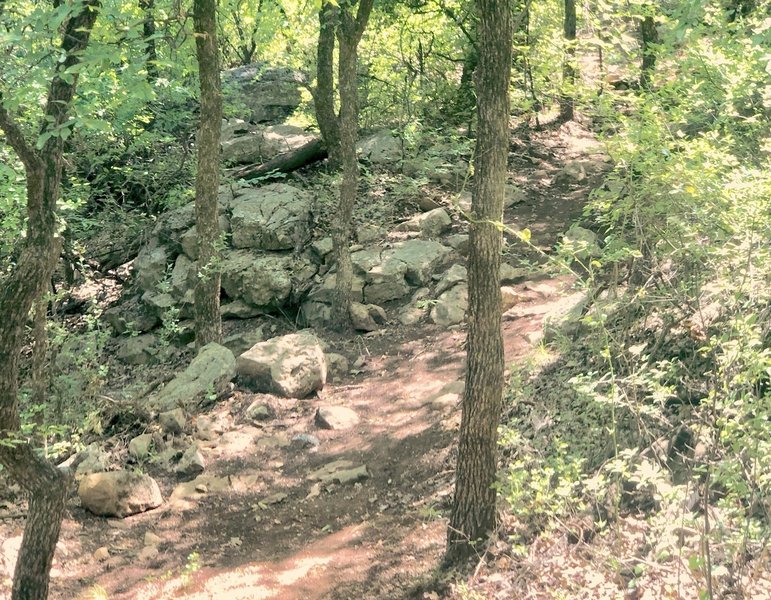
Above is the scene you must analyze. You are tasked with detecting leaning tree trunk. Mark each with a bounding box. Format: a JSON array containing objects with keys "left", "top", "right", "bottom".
[
  {"left": 0, "top": 4, "right": 100, "bottom": 598},
  {"left": 446, "top": 0, "right": 512, "bottom": 566},
  {"left": 559, "top": 0, "right": 577, "bottom": 121},
  {"left": 193, "top": 0, "right": 223, "bottom": 348},
  {"left": 329, "top": 0, "right": 374, "bottom": 330}
]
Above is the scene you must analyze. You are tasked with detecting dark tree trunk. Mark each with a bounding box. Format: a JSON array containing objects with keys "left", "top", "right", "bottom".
[
  {"left": 559, "top": 0, "right": 577, "bottom": 121},
  {"left": 328, "top": 0, "right": 373, "bottom": 331},
  {"left": 315, "top": 1, "right": 342, "bottom": 168},
  {"left": 227, "top": 138, "right": 328, "bottom": 181},
  {"left": 0, "top": 3, "right": 100, "bottom": 598},
  {"left": 193, "top": 0, "right": 223, "bottom": 348},
  {"left": 139, "top": 0, "right": 158, "bottom": 83},
  {"left": 446, "top": 0, "right": 511, "bottom": 566},
  {"left": 639, "top": 9, "right": 658, "bottom": 89}
]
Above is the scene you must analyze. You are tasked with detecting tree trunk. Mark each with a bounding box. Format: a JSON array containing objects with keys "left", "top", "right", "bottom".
[
  {"left": 139, "top": 0, "right": 158, "bottom": 83},
  {"left": 0, "top": 4, "right": 100, "bottom": 598},
  {"left": 639, "top": 8, "right": 658, "bottom": 89},
  {"left": 315, "top": 1, "right": 342, "bottom": 168},
  {"left": 446, "top": 0, "right": 511, "bottom": 566},
  {"left": 329, "top": 0, "right": 373, "bottom": 330},
  {"left": 193, "top": 0, "right": 223, "bottom": 348},
  {"left": 559, "top": 0, "right": 577, "bottom": 121}
]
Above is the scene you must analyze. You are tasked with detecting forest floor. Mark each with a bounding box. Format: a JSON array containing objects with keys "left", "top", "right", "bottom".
[{"left": 1, "top": 121, "right": 611, "bottom": 600}]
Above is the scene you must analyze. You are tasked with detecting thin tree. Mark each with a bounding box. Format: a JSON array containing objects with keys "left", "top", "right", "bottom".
[
  {"left": 193, "top": 0, "right": 223, "bottom": 347},
  {"left": 312, "top": 0, "right": 374, "bottom": 329},
  {"left": 639, "top": 5, "right": 658, "bottom": 89},
  {"left": 559, "top": 0, "right": 577, "bottom": 121},
  {"left": 139, "top": 0, "right": 159, "bottom": 83},
  {"left": 445, "top": 0, "right": 512, "bottom": 565},
  {"left": 0, "top": 3, "right": 100, "bottom": 598}
]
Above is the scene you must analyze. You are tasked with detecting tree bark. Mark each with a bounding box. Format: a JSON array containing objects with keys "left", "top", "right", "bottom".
[
  {"left": 639, "top": 8, "right": 658, "bottom": 89},
  {"left": 446, "top": 0, "right": 511, "bottom": 566},
  {"left": 559, "top": 0, "right": 577, "bottom": 121},
  {"left": 139, "top": 0, "right": 158, "bottom": 83},
  {"left": 329, "top": 0, "right": 373, "bottom": 330},
  {"left": 0, "top": 3, "right": 100, "bottom": 598},
  {"left": 193, "top": 0, "right": 223, "bottom": 348},
  {"left": 314, "top": 1, "right": 342, "bottom": 168}
]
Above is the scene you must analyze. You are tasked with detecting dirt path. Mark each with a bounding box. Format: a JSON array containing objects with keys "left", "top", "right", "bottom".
[{"left": 1, "top": 122, "right": 609, "bottom": 600}]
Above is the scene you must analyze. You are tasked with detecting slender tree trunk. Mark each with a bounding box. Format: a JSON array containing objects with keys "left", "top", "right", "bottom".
[
  {"left": 639, "top": 8, "right": 658, "bottom": 89},
  {"left": 193, "top": 0, "right": 223, "bottom": 348},
  {"left": 328, "top": 0, "right": 373, "bottom": 330},
  {"left": 139, "top": 0, "right": 158, "bottom": 83},
  {"left": 315, "top": 1, "right": 342, "bottom": 168},
  {"left": 559, "top": 0, "right": 577, "bottom": 121},
  {"left": 0, "top": 4, "right": 100, "bottom": 598},
  {"left": 446, "top": 0, "right": 511, "bottom": 566}
]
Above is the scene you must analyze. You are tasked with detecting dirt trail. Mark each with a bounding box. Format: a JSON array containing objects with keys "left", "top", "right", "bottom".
[{"left": 2, "top": 122, "right": 608, "bottom": 600}]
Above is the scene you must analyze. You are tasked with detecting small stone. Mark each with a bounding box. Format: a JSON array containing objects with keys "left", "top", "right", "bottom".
[
  {"left": 195, "top": 484, "right": 209, "bottom": 494},
  {"left": 315, "top": 406, "right": 360, "bottom": 430},
  {"left": 246, "top": 401, "right": 275, "bottom": 421},
  {"left": 158, "top": 408, "right": 186, "bottom": 435},
  {"left": 352, "top": 356, "right": 366, "bottom": 369},
  {"left": 325, "top": 353, "right": 349, "bottom": 381},
  {"left": 144, "top": 532, "right": 163, "bottom": 547},
  {"left": 176, "top": 444, "right": 205, "bottom": 476},
  {"left": 262, "top": 492, "right": 287, "bottom": 506},
  {"left": 137, "top": 546, "right": 159, "bottom": 561},
  {"left": 194, "top": 416, "right": 217, "bottom": 441},
  {"left": 350, "top": 302, "right": 387, "bottom": 332},
  {"left": 291, "top": 433, "right": 320, "bottom": 449},
  {"left": 94, "top": 547, "right": 110, "bottom": 562},
  {"left": 128, "top": 434, "right": 153, "bottom": 461}
]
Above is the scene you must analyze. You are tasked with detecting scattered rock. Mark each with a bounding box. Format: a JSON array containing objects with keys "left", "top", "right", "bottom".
[
  {"left": 357, "top": 130, "right": 402, "bottom": 165},
  {"left": 315, "top": 406, "right": 360, "bottom": 430},
  {"left": 93, "top": 547, "right": 110, "bottom": 562},
  {"left": 143, "top": 532, "right": 163, "bottom": 547},
  {"left": 74, "top": 443, "right": 110, "bottom": 479},
  {"left": 291, "top": 433, "right": 320, "bottom": 449},
  {"left": 137, "top": 546, "right": 159, "bottom": 562},
  {"left": 261, "top": 492, "right": 288, "bottom": 506},
  {"left": 116, "top": 334, "right": 159, "bottom": 366},
  {"left": 222, "top": 326, "right": 265, "bottom": 356},
  {"left": 237, "top": 331, "right": 327, "bottom": 398},
  {"left": 446, "top": 234, "right": 469, "bottom": 255},
  {"left": 434, "top": 264, "right": 467, "bottom": 296},
  {"left": 350, "top": 302, "right": 387, "bottom": 332},
  {"left": 255, "top": 434, "right": 291, "bottom": 449},
  {"left": 220, "top": 300, "right": 263, "bottom": 319},
  {"left": 78, "top": 471, "right": 163, "bottom": 518},
  {"left": 500, "top": 263, "right": 529, "bottom": 283},
  {"left": 246, "top": 400, "right": 276, "bottom": 421},
  {"left": 562, "top": 226, "right": 601, "bottom": 261},
  {"left": 431, "top": 284, "right": 468, "bottom": 326},
  {"left": 176, "top": 444, "right": 206, "bottom": 477},
  {"left": 325, "top": 353, "right": 349, "bottom": 381},
  {"left": 394, "top": 208, "right": 452, "bottom": 239},
  {"left": 194, "top": 416, "right": 217, "bottom": 441},
  {"left": 543, "top": 291, "right": 591, "bottom": 343},
  {"left": 158, "top": 408, "right": 186, "bottom": 435},
  {"left": 128, "top": 434, "right": 154, "bottom": 461},
  {"left": 151, "top": 343, "right": 236, "bottom": 411},
  {"left": 307, "top": 460, "right": 369, "bottom": 485}
]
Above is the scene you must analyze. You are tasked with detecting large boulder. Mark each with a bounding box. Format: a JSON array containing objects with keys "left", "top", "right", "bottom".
[
  {"left": 237, "top": 331, "right": 327, "bottom": 398},
  {"left": 151, "top": 343, "right": 236, "bottom": 411},
  {"left": 221, "top": 122, "right": 317, "bottom": 166},
  {"left": 222, "top": 63, "right": 303, "bottom": 125},
  {"left": 133, "top": 245, "right": 170, "bottom": 293},
  {"left": 431, "top": 283, "right": 468, "bottom": 326},
  {"left": 220, "top": 250, "right": 315, "bottom": 309},
  {"left": 230, "top": 183, "right": 312, "bottom": 251},
  {"left": 78, "top": 471, "right": 163, "bottom": 518},
  {"left": 357, "top": 130, "right": 402, "bottom": 165},
  {"left": 394, "top": 208, "right": 452, "bottom": 239}
]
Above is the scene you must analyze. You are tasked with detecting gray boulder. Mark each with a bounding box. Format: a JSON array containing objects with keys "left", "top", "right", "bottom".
[
  {"left": 350, "top": 302, "right": 387, "bottom": 332},
  {"left": 116, "top": 334, "right": 159, "bottom": 366},
  {"left": 151, "top": 343, "right": 236, "bottom": 411},
  {"left": 134, "top": 245, "right": 170, "bottom": 293},
  {"left": 237, "top": 331, "right": 327, "bottom": 398},
  {"left": 435, "top": 264, "right": 467, "bottom": 296},
  {"left": 180, "top": 214, "right": 231, "bottom": 260},
  {"left": 220, "top": 250, "right": 302, "bottom": 309},
  {"left": 222, "top": 63, "right": 303, "bottom": 125},
  {"left": 230, "top": 183, "right": 311, "bottom": 251},
  {"left": 78, "top": 471, "right": 163, "bottom": 518},
  {"left": 357, "top": 130, "right": 402, "bottom": 165},
  {"left": 562, "top": 226, "right": 601, "bottom": 261},
  {"left": 431, "top": 283, "right": 468, "bottom": 326},
  {"left": 394, "top": 208, "right": 452, "bottom": 239}
]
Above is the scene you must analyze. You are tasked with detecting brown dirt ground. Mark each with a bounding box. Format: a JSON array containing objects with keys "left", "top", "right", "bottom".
[{"left": 1, "top": 120, "right": 611, "bottom": 600}]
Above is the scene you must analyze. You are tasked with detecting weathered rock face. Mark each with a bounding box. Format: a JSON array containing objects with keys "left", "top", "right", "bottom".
[
  {"left": 394, "top": 207, "right": 452, "bottom": 239},
  {"left": 78, "top": 471, "right": 163, "bottom": 518},
  {"left": 237, "top": 331, "right": 327, "bottom": 398},
  {"left": 151, "top": 343, "right": 236, "bottom": 411},
  {"left": 221, "top": 122, "right": 317, "bottom": 166},
  {"left": 357, "top": 130, "right": 402, "bottom": 165},
  {"left": 431, "top": 283, "right": 468, "bottom": 326},
  {"left": 222, "top": 63, "right": 303, "bottom": 125},
  {"left": 220, "top": 251, "right": 309, "bottom": 309},
  {"left": 230, "top": 183, "right": 311, "bottom": 251},
  {"left": 116, "top": 334, "right": 159, "bottom": 366}
]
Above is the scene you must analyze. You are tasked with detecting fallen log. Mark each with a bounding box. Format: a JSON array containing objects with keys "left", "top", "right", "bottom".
[{"left": 227, "top": 138, "right": 328, "bottom": 181}]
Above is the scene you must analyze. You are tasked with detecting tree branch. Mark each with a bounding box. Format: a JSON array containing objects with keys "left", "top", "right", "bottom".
[{"left": 0, "top": 95, "right": 41, "bottom": 171}]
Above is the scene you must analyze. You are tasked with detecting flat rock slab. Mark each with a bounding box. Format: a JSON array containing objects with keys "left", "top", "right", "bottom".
[
  {"left": 315, "top": 406, "right": 360, "bottom": 430},
  {"left": 307, "top": 460, "right": 369, "bottom": 485}
]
